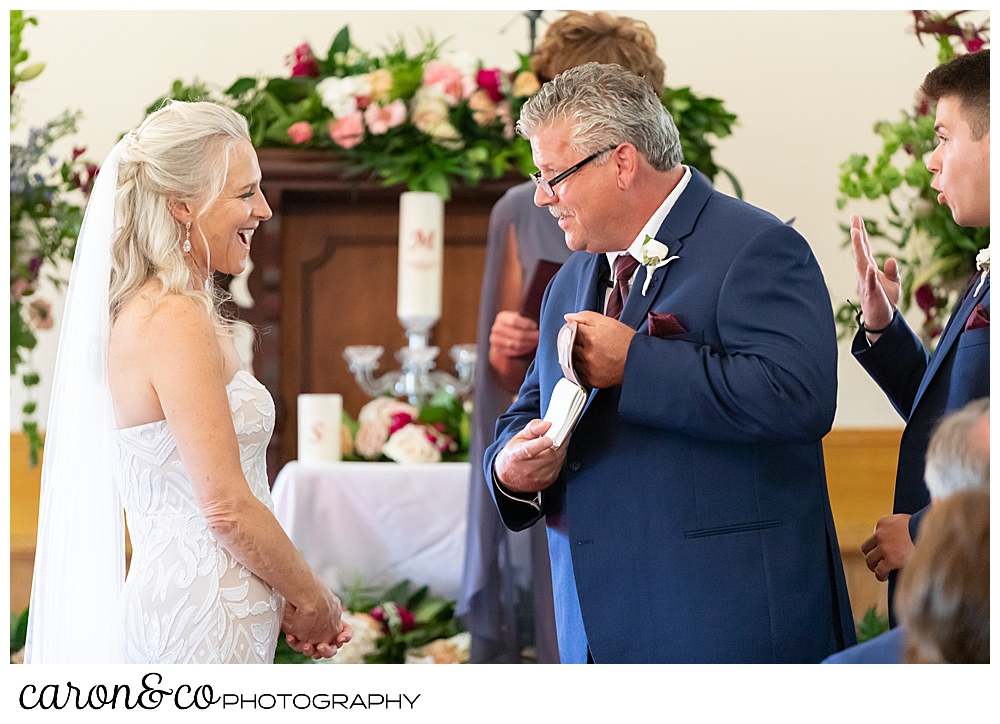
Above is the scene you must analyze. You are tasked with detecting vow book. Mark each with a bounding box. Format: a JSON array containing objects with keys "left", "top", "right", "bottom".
[{"left": 541, "top": 321, "right": 587, "bottom": 448}]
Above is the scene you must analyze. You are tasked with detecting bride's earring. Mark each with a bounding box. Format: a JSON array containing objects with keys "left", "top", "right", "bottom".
[{"left": 182, "top": 221, "right": 192, "bottom": 253}]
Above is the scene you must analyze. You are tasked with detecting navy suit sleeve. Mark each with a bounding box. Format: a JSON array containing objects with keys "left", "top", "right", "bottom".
[
  {"left": 851, "top": 311, "right": 930, "bottom": 421},
  {"left": 619, "top": 223, "right": 837, "bottom": 444},
  {"left": 908, "top": 505, "right": 928, "bottom": 541},
  {"left": 483, "top": 351, "right": 548, "bottom": 531}
]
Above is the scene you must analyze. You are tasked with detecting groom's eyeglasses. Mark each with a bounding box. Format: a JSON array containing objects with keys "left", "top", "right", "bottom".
[{"left": 531, "top": 145, "right": 619, "bottom": 197}]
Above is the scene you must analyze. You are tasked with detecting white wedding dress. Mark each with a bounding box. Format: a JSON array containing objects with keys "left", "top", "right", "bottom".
[{"left": 113, "top": 370, "right": 284, "bottom": 663}]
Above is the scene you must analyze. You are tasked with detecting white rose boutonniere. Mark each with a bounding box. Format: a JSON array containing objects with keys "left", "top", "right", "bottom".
[
  {"left": 639, "top": 235, "right": 680, "bottom": 296},
  {"left": 975, "top": 246, "right": 990, "bottom": 272},
  {"left": 974, "top": 246, "right": 990, "bottom": 296}
]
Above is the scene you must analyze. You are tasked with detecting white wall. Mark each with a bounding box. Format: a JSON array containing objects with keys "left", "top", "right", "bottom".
[{"left": 13, "top": 9, "right": 983, "bottom": 431}]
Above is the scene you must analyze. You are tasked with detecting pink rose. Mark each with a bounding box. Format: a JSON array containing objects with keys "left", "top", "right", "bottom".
[
  {"left": 388, "top": 410, "right": 415, "bottom": 436},
  {"left": 363, "top": 100, "right": 407, "bottom": 135},
  {"left": 476, "top": 68, "right": 504, "bottom": 103},
  {"left": 11, "top": 278, "right": 34, "bottom": 302},
  {"left": 354, "top": 418, "right": 389, "bottom": 459},
  {"left": 964, "top": 37, "right": 985, "bottom": 53},
  {"left": 328, "top": 111, "right": 365, "bottom": 149},
  {"left": 287, "top": 121, "right": 313, "bottom": 144},
  {"left": 422, "top": 60, "right": 465, "bottom": 106}
]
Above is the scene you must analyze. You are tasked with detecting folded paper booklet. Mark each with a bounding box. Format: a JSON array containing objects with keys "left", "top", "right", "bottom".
[{"left": 541, "top": 321, "right": 587, "bottom": 448}]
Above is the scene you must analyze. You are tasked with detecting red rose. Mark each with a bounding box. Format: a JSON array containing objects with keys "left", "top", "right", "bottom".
[
  {"left": 915, "top": 283, "right": 937, "bottom": 313},
  {"left": 477, "top": 68, "right": 504, "bottom": 103},
  {"left": 388, "top": 411, "right": 414, "bottom": 436},
  {"left": 71, "top": 146, "right": 86, "bottom": 161},
  {"left": 963, "top": 37, "right": 985, "bottom": 53},
  {"left": 396, "top": 606, "right": 417, "bottom": 632},
  {"left": 288, "top": 43, "right": 320, "bottom": 78}
]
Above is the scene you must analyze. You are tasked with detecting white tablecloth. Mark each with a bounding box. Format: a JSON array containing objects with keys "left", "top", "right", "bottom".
[{"left": 272, "top": 461, "right": 470, "bottom": 601}]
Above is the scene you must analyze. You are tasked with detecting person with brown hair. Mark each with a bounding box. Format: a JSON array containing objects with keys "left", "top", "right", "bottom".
[
  {"left": 459, "top": 11, "right": 668, "bottom": 664},
  {"left": 895, "top": 487, "right": 989, "bottom": 664}
]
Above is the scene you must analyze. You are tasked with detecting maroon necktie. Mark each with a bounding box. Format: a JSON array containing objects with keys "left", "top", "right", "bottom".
[{"left": 605, "top": 254, "right": 640, "bottom": 320}]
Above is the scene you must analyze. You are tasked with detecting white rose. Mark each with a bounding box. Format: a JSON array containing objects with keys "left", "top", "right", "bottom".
[
  {"left": 429, "top": 121, "right": 464, "bottom": 150},
  {"left": 317, "top": 76, "right": 360, "bottom": 119},
  {"left": 382, "top": 423, "right": 441, "bottom": 463},
  {"left": 441, "top": 51, "right": 477, "bottom": 78},
  {"left": 319, "top": 611, "right": 381, "bottom": 665}
]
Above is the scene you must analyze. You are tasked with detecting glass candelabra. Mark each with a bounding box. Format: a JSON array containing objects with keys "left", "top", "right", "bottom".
[{"left": 343, "top": 318, "right": 476, "bottom": 406}]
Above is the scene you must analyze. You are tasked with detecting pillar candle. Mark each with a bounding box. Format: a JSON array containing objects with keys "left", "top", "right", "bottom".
[
  {"left": 298, "top": 394, "right": 343, "bottom": 463},
  {"left": 397, "top": 191, "right": 444, "bottom": 331}
]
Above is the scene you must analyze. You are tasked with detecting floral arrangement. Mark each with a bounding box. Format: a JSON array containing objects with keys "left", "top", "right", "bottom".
[
  {"left": 147, "top": 25, "right": 740, "bottom": 201},
  {"left": 835, "top": 10, "right": 989, "bottom": 346},
  {"left": 341, "top": 390, "right": 471, "bottom": 464},
  {"left": 274, "top": 580, "right": 467, "bottom": 665},
  {"left": 10, "top": 11, "right": 98, "bottom": 464}
]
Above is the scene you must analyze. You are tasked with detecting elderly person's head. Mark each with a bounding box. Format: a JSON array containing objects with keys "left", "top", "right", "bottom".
[
  {"left": 532, "top": 11, "right": 666, "bottom": 95},
  {"left": 924, "top": 398, "right": 989, "bottom": 500},
  {"left": 895, "top": 487, "right": 989, "bottom": 663},
  {"left": 517, "top": 63, "right": 683, "bottom": 254}
]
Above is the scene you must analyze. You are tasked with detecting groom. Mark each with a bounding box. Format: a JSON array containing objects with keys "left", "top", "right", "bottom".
[{"left": 485, "top": 63, "right": 855, "bottom": 663}]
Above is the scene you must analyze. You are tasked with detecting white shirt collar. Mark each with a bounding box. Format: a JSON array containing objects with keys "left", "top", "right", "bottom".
[{"left": 606, "top": 165, "right": 692, "bottom": 270}]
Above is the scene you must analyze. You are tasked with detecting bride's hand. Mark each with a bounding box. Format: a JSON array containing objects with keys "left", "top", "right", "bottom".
[{"left": 282, "top": 580, "right": 350, "bottom": 659}]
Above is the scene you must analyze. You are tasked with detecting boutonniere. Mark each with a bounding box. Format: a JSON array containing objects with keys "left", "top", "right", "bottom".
[
  {"left": 640, "top": 235, "right": 680, "bottom": 296},
  {"left": 974, "top": 246, "right": 990, "bottom": 297}
]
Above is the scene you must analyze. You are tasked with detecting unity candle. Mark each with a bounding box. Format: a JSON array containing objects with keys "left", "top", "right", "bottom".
[
  {"left": 397, "top": 191, "right": 444, "bottom": 332},
  {"left": 298, "top": 394, "right": 343, "bottom": 463}
]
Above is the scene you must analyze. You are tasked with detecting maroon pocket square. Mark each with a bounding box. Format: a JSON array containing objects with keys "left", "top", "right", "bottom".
[
  {"left": 965, "top": 303, "right": 989, "bottom": 331},
  {"left": 647, "top": 312, "right": 688, "bottom": 338}
]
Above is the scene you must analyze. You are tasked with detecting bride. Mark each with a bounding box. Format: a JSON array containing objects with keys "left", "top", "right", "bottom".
[{"left": 26, "top": 101, "right": 351, "bottom": 663}]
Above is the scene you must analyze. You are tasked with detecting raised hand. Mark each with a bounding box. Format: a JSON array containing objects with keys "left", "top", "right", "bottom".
[{"left": 850, "top": 214, "right": 901, "bottom": 341}]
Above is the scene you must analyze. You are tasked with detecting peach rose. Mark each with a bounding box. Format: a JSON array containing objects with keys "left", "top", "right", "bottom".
[
  {"left": 468, "top": 89, "right": 498, "bottom": 127},
  {"left": 28, "top": 298, "right": 54, "bottom": 330},
  {"left": 368, "top": 69, "right": 394, "bottom": 104},
  {"left": 410, "top": 88, "right": 450, "bottom": 134},
  {"left": 429, "top": 121, "right": 463, "bottom": 150},
  {"left": 287, "top": 121, "right": 313, "bottom": 144},
  {"left": 512, "top": 71, "right": 541, "bottom": 98},
  {"left": 328, "top": 111, "right": 365, "bottom": 149},
  {"left": 354, "top": 418, "right": 389, "bottom": 459}
]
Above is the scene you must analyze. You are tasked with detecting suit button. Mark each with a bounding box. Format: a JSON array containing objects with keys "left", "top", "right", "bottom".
[{"left": 568, "top": 460, "right": 582, "bottom": 472}]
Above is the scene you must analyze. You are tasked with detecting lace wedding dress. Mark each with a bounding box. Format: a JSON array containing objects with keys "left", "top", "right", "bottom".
[{"left": 114, "top": 370, "right": 284, "bottom": 663}]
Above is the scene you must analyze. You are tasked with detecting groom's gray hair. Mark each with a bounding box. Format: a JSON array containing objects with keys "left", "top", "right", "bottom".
[{"left": 517, "top": 62, "right": 682, "bottom": 172}]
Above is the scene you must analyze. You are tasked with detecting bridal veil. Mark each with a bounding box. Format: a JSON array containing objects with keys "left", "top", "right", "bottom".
[{"left": 25, "top": 138, "right": 127, "bottom": 663}]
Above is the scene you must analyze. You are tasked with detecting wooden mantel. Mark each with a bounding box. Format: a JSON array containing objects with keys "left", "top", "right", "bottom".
[{"left": 239, "top": 149, "right": 525, "bottom": 483}]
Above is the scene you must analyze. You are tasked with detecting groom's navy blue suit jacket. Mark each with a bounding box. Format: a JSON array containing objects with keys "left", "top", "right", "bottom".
[{"left": 486, "top": 169, "right": 855, "bottom": 663}]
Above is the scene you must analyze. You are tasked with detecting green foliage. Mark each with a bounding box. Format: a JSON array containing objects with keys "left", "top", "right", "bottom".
[
  {"left": 835, "top": 13, "right": 988, "bottom": 344},
  {"left": 342, "top": 579, "right": 463, "bottom": 665},
  {"left": 10, "top": 13, "right": 95, "bottom": 466},
  {"left": 146, "top": 25, "right": 740, "bottom": 201},
  {"left": 10, "top": 608, "right": 29, "bottom": 658},
  {"left": 855, "top": 605, "right": 890, "bottom": 644},
  {"left": 662, "top": 85, "right": 741, "bottom": 198}
]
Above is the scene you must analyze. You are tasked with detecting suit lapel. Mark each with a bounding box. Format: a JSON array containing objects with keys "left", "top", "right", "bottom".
[
  {"left": 575, "top": 253, "right": 607, "bottom": 314},
  {"left": 911, "top": 276, "right": 989, "bottom": 411},
  {"left": 617, "top": 168, "right": 714, "bottom": 331}
]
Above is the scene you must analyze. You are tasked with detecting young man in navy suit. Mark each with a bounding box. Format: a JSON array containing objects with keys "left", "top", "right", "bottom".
[
  {"left": 484, "top": 62, "right": 854, "bottom": 663},
  {"left": 851, "top": 49, "right": 990, "bottom": 621}
]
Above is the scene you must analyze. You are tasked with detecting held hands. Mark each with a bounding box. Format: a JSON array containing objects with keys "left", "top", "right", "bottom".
[
  {"left": 861, "top": 513, "right": 914, "bottom": 582},
  {"left": 283, "top": 578, "right": 354, "bottom": 659},
  {"left": 850, "top": 214, "right": 901, "bottom": 343},
  {"left": 564, "top": 311, "right": 635, "bottom": 389},
  {"left": 495, "top": 419, "right": 568, "bottom": 494},
  {"left": 490, "top": 311, "right": 540, "bottom": 359}
]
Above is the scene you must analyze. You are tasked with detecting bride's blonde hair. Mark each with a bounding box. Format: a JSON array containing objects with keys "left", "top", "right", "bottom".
[{"left": 109, "top": 100, "right": 251, "bottom": 324}]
